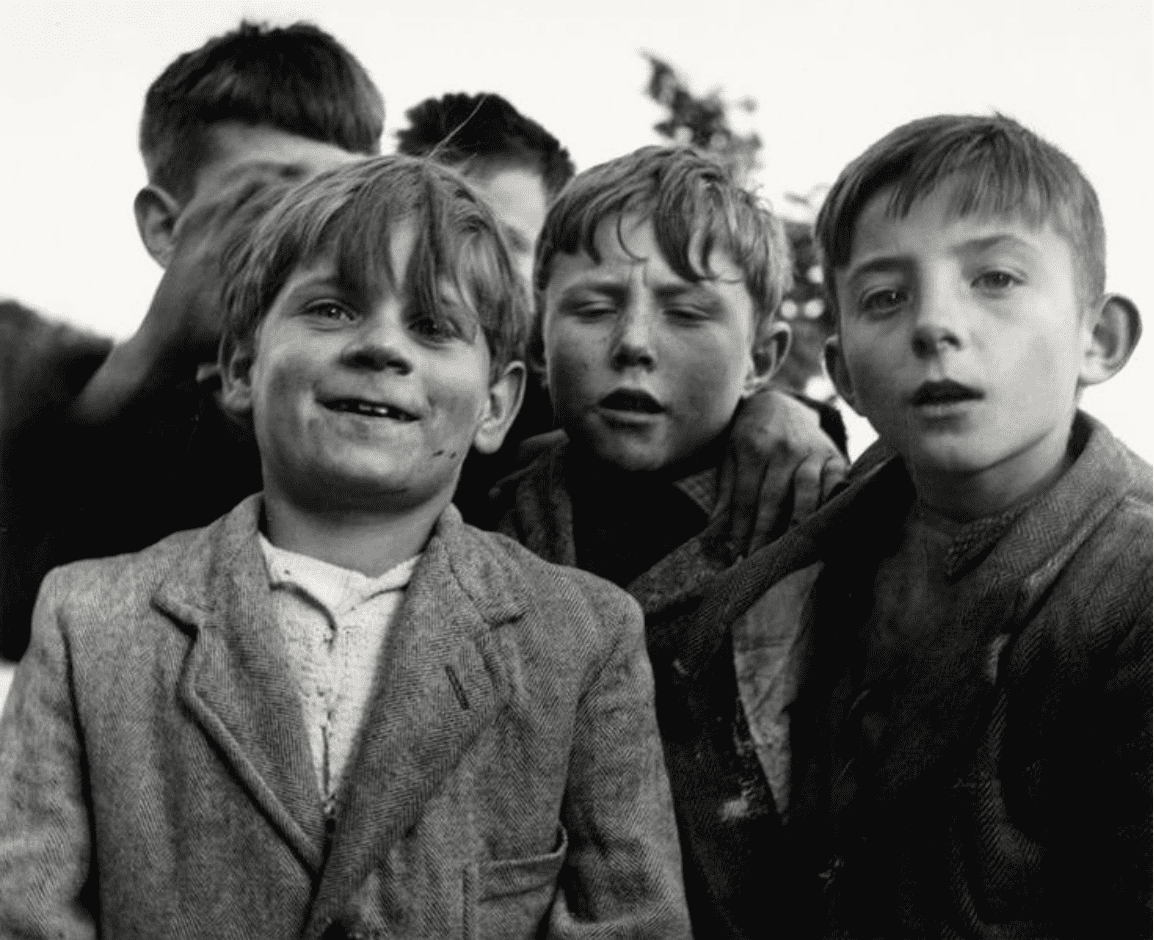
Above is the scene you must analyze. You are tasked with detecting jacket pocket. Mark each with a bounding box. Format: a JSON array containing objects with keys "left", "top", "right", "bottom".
[{"left": 464, "top": 826, "right": 568, "bottom": 940}]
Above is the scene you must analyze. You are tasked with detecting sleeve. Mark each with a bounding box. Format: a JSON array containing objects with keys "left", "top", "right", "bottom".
[
  {"left": 1080, "top": 600, "right": 1153, "bottom": 931},
  {"left": 546, "top": 586, "right": 693, "bottom": 939},
  {"left": 0, "top": 301, "right": 112, "bottom": 660},
  {"left": 0, "top": 570, "right": 97, "bottom": 939}
]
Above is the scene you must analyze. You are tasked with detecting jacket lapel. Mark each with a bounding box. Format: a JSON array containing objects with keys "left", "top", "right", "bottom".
[
  {"left": 841, "top": 414, "right": 1140, "bottom": 801},
  {"left": 308, "top": 507, "right": 522, "bottom": 922},
  {"left": 155, "top": 495, "right": 327, "bottom": 875}
]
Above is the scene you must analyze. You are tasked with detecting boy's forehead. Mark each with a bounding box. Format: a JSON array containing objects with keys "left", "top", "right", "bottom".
[
  {"left": 547, "top": 211, "right": 739, "bottom": 289},
  {"left": 844, "top": 182, "right": 1068, "bottom": 268}
]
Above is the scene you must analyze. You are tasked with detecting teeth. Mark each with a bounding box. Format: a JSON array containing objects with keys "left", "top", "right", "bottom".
[{"left": 333, "top": 400, "right": 416, "bottom": 421}]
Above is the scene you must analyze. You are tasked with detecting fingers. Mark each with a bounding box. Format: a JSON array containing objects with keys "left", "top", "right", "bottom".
[
  {"left": 725, "top": 430, "right": 791, "bottom": 553},
  {"left": 820, "top": 454, "right": 849, "bottom": 503},
  {"left": 743, "top": 452, "right": 849, "bottom": 554}
]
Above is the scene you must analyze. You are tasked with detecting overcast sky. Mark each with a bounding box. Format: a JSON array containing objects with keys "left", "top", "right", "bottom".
[{"left": 1, "top": 0, "right": 1150, "bottom": 458}]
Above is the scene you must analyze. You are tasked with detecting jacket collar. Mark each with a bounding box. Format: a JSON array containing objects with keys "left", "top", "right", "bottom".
[
  {"left": 153, "top": 495, "right": 527, "bottom": 894},
  {"left": 656, "top": 412, "right": 1150, "bottom": 685},
  {"left": 498, "top": 434, "right": 735, "bottom": 619}
]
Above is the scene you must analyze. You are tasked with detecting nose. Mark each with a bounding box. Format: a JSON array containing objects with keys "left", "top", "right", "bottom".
[
  {"left": 911, "top": 276, "right": 966, "bottom": 358},
  {"left": 610, "top": 303, "right": 657, "bottom": 370},
  {"left": 340, "top": 308, "right": 413, "bottom": 375}
]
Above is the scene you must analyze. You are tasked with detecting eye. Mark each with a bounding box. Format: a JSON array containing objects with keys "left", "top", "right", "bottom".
[
  {"left": 409, "top": 313, "right": 463, "bottom": 343},
  {"left": 664, "top": 305, "right": 710, "bottom": 324},
  {"left": 858, "top": 287, "right": 908, "bottom": 317},
  {"left": 304, "top": 300, "right": 358, "bottom": 324},
  {"left": 973, "top": 269, "right": 1021, "bottom": 292},
  {"left": 571, "top": 302, "right": 618, "bottom": 321}
]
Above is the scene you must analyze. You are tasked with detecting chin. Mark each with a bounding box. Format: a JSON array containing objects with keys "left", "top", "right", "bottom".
[{"left": 594, "top": 444, "right": 669, "bottom": 473}]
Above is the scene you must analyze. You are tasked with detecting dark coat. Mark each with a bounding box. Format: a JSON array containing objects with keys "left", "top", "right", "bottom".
[
  {"left": 0, "top": 496, "right": 691, "bottom": 939},
  {"left": 495, "top": 436, "right": 803, "bottom": 940},
  {"left": 0, "top": 302, "right": 261, "bottom": 661},
  {"left": 659, "top": 412, "right": 1152, "bottom": 938}
]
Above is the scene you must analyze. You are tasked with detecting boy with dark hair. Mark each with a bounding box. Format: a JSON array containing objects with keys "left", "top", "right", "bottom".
[
  {"left": 141, "top": 20, "right": 383, "bottom": 203},
  {"left": 664, "top": 113, "right": 1151, "bottom": 938},
  {"left": 494, "top": 144, "right": 828, "bottom": 938},
  {"left": 0, "top": 20, "right": 382, "bottom": 659},
  {"left": 0, "top": 155, "right": 691, "bottom": 938}
]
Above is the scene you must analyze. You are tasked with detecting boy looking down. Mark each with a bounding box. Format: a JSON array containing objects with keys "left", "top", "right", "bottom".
[
  {"left": 495, "top": 145, "right": 815, "bottom": 938},
  {"left": 662, "top": 113, "right": 1151, "bottom": 937},
  {"left": 0, "top": 156, "right": 691, "bottom": 938}
]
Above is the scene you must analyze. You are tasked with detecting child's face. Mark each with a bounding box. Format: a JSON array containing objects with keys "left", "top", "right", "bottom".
[
  {"left": 223, "top": 221, "right": 522, "bottom": 513},
  {"left": 541, "top": 212, "right": 774, "bottom": 474},
  {"left": 829, "top": 183, "right": 1095, "bottom": 502}
]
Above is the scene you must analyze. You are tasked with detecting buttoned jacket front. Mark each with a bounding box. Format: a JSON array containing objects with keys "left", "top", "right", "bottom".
[{"left": 0, "top": 496, "right": 689, "bottom": 939}]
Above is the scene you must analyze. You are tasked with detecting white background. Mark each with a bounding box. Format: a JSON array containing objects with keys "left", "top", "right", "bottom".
[{"left": 0, "top": 0, "right": 1150, "bottom": 462}]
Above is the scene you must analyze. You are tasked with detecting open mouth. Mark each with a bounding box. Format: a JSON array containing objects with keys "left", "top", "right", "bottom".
[
  {"left": 325, "top": 398, "right": 419, "bottom": 422},
  {"left": 909, "top": 380, "right": 983, "bottom": 408},
  {"left": 599, "top": 389, "right": 664, "bottom": 414}
]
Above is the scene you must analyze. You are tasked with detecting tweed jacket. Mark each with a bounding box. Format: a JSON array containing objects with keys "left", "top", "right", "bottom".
[
  {"left": 0, "top": 496, "right": 691, "bottom": 939},
  {"left": 653, "top": 412, "right": 1152, "bottom": 938},
  {"left": 495, "top": 436, "right": 808, "bottom": 940}
]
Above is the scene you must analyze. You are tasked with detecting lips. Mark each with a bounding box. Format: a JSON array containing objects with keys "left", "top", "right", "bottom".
[
  {"left": 599, "top": 389, "right": 664, "bottom": 414},
  {"left": 909, "top": 380, "right": 983, "bottom": 408},
  {"left": 324, "top": 397, "right": 419, "bottom": 422}
]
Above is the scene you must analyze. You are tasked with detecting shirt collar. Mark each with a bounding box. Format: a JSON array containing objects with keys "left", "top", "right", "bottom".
[{"left": 258, "top": 533, "right": 419, "bottom": 617}]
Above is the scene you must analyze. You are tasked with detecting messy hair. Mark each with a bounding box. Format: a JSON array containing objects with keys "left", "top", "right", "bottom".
[
  {"left": 141, "top": 21, "right": 384, "bottom": 201},
  {"left": 220, "top": 155, "right": 528, "bottom": 377},
  {"left": 816, "top": 112, "right": 1106, "bottom": 318},
  {"left": 535, "top": 145, "right": 792, "bottom": 333},
  {"left": 396, "top": 92, "right": 575, "bottom": 201}
]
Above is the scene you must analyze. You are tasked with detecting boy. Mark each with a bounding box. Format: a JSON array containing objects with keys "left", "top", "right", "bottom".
[
  {"left": 0, "top": 156, "right": 691, "bottom": 938},
  {"left": 0, "top": 20, "right": 383, "bottom": 659},
  {"left": 494, "top": 145, "right": 827, "bottom": 938},
  {"left": 396, "top": 93, "right": 847, "bottom": 540},
  {"left": 663, "top": 113, "right": 1151, "bottom": 937}
]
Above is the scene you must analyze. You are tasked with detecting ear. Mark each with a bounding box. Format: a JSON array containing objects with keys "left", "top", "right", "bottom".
[
  {"left": 218, "top": 331, "right": 257, "bottom": 418},
  {"left": 133, "top": 184, "right": 183, "bottom": 268},
  {"left": 1079, "top": 293, "right": 1142, "bottom": 387},
  {"left": 473, "top": 361, "right": 527, "bottom": 455},
  {"left": 741, "top": 320, "right": 792, "bottom": 398},
  {"left": 823, "top": 335, "right": 861, "bottom": 413}
]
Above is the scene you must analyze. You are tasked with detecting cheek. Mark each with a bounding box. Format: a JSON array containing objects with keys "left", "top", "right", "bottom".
[
  {"left": 545, "top": 324, "right": 604, "bottom": 399},
  {"left": 670, "top": 333, "right": 749, "bottom": 416}
]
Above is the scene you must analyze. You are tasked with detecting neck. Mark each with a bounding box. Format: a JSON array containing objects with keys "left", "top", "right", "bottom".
[
  {"left": 909, "top": 421, "right": 1074, "bottom": 523},
  {"left": 262, "top": 488, "right": 448, "bottom": 577}
]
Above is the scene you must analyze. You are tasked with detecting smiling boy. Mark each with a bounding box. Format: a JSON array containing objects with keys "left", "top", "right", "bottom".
[
  {"left": 0, "top": 156, "right": 690, "bottom": 938},
  {"left": 495, "top": 145, "right": 830, "bottom": 939},
  {"left": 664, "top": 114, "right": 1151, "bottom": 937}
]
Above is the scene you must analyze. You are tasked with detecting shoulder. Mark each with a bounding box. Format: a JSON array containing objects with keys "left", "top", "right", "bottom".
[
  {"left": 35, "top": 524, "right": 209, "bottom": 636},
  {"left": 465, "top": 523, "right": 640, "bottom": 623},
  {"left": 0, "top": 300, "right": 112, "bottom": 436}
]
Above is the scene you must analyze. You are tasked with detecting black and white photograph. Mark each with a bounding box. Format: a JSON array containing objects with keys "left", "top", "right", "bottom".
[{"left": 0, "top": 1, "right": 1150, "bottom": 936}]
